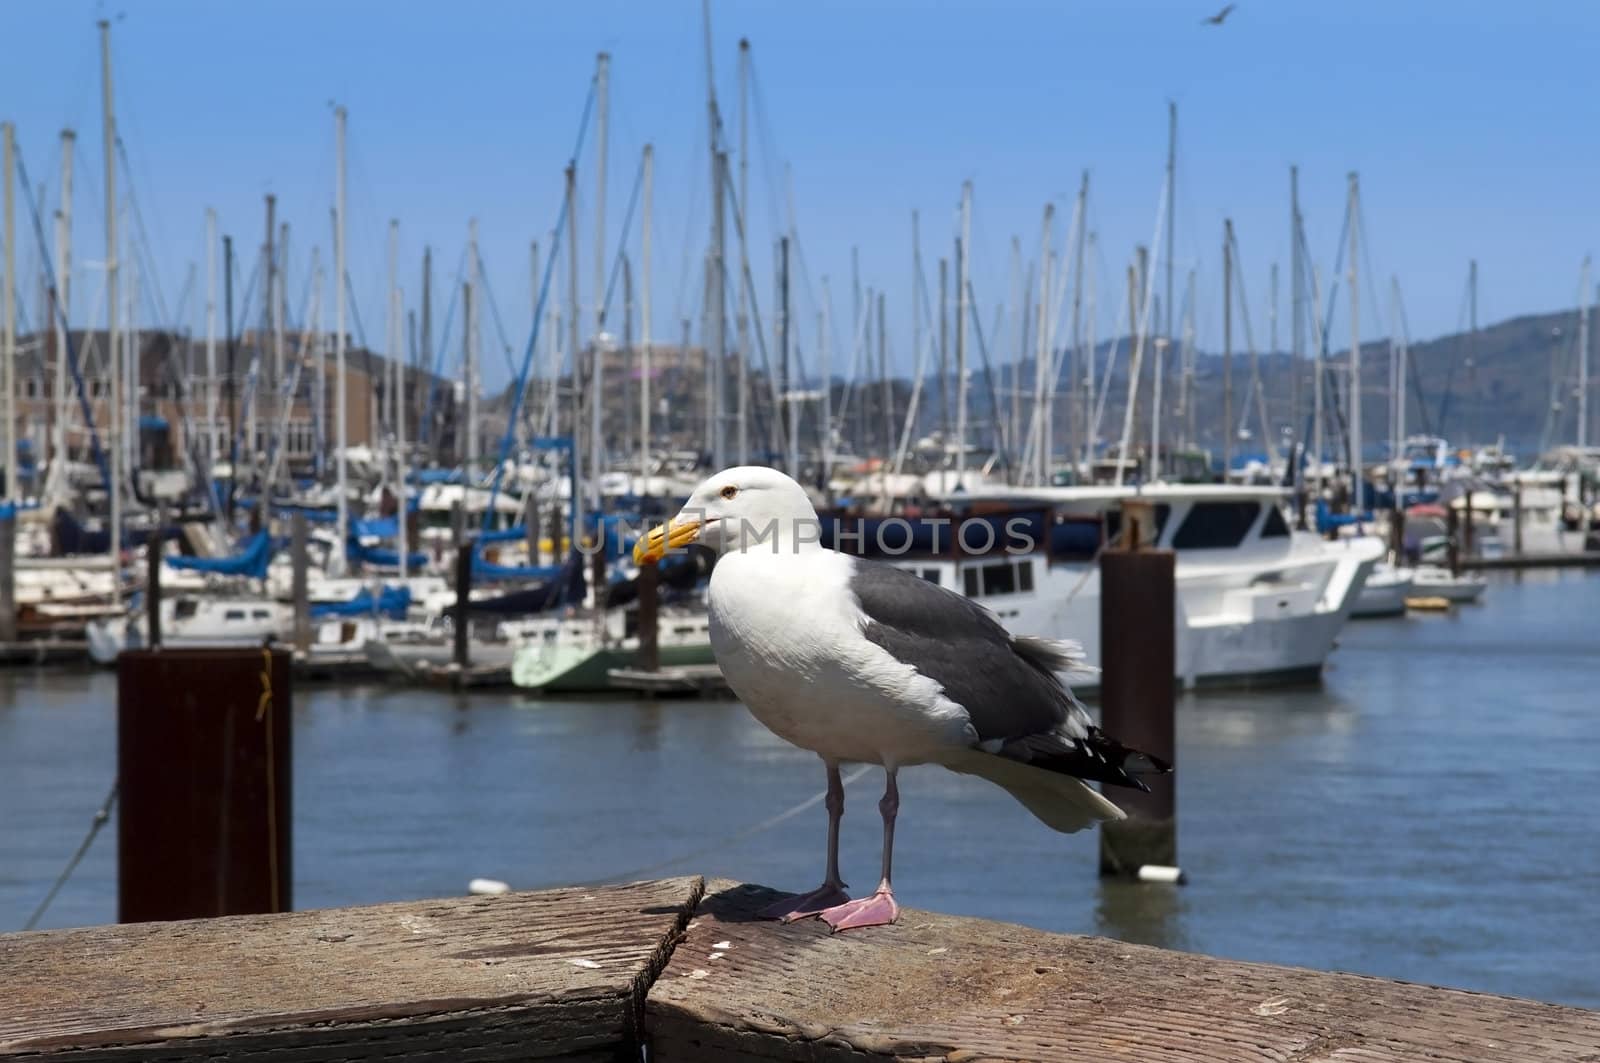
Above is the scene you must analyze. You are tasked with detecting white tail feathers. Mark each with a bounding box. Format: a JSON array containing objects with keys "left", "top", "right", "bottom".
[
  {"left": 941, "top": 748, "right": 1126, "bottom": 834},
  {"left": 1013, "top": 636, "right": 1099, "bottom": 683}
]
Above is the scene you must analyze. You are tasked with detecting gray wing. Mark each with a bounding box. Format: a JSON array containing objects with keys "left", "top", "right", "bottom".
[
  {"left": 848, "top": 558, "right": 1163, "bottom": 790},
  {"left": 847, "top": 558, "right": 1086, "bottom": 742}
]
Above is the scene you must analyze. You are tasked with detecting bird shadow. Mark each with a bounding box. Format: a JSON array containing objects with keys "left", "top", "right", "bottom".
[{"left": 696, "top": 881, "right": 795, "bottom": 925}]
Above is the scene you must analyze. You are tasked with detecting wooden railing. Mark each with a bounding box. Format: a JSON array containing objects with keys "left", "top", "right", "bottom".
[{"left": 4, "top": 877, "right": 1597, "bottom": 1061}]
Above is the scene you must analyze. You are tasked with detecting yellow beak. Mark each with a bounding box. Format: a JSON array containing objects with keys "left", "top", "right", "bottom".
[{"left": 633, "top": 517, "right": 704, "bottom": 566}]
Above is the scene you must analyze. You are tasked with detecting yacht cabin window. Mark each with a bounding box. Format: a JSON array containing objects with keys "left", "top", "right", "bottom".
[
  {"left": 1171, "top": 501, "right": 1262, "bottom": 550},
  {"left": 1261, "top": 505, "right": 1291, "bottom": 538},
  {"left": 963, "top": 559, "right": 1034, "bottom": 598}
]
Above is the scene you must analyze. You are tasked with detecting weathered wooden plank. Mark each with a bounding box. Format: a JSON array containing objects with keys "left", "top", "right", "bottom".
[
  {"left": 0, "top": 876, "right": 702, "bottom": 1061},
  {"left": 646, "top": 881, "right": 1600, "bottom": 1062}
]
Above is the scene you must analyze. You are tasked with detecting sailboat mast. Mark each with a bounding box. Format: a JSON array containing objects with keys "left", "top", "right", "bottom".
[
  {"left": 388, "top": 219, "right": 407, "bottom": 581},
  {"left": 736, "top": 39, "right": 751, "bottom": 467},
  {"left": 1290, "top": 166, "right": 1302, "bottom": 449},
  {"left": 1164, "top": 102, "right": 1176, "bottom": 376},
  {"left": 1183, "top": 268, "right": 1196, "bottom": 447},
  {"left": 1578, "top": 258, "right": 1591, "bottom": 449},
  {"left": 467, "top": 218, "right": 480, "bottom": 473},
  {"left": 203, "top": 205, "right": 217, "bottom": 464},
  {"left": 1312, "top": 265, "right": 1324, "bottom": 499},
  {"left": 1033, "top": 205, "right": 1052, "bottom": 485},
  {"left": 1222, "top": 219, "right": 1233, "bottom": 476},
  {"left": 1, "top": 122, "right": 14, "bottom": 505},
  {"left": 820, "top": 276, "right": 832, "bottom": 487},
  {"left": 98, "top": 20, "right": 121, "bottom": 597},
  {"left": 1389, "top": 276, "right": 1403, "bottom": 455},
  {"left": 333, "top": 105, "right": 349, "bottom": 569},
  {"left": 591, "top": 53, "right": 609, "bottom": 503},
  {"left": 710, "top": 151, "right": 728, "bottom": 470},
  {"left": 956, "top": 181, "right": 971, "bottom": 484},
  {"left": 640, "top": 144, "right": 654, "bottom": 484},
  {"left": 53, "top": 132, "right": 75, "bottom": 486},
  {"left": 565, "top": 163, "right": 579, "bottom": 463},
  {"left": 1071, "top": 176, "right": 1088, "bottom": 468},
  {"left": 1348, "top": 173, "right": 1361, "bottom": 503}
]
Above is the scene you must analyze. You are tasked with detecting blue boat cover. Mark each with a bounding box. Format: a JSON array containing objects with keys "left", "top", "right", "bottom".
[
  {"left": 310, "top": 584, "right": 412, "bottom": 619},
  {"left": 166, "top": 530, "right": 273, "bottom": 580}
]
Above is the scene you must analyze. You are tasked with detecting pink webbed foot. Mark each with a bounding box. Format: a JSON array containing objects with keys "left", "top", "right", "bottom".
[
  {"left": 756, "top": 883, "right": 852, "bottom": 922},
  {"left": 819, "top": 884, "right": 898, "bottom": 931}
]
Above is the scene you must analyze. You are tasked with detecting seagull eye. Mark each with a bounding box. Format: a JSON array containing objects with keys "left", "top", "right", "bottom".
[{"left": 720, "top": 485, "right": 739, "bottom": 500}]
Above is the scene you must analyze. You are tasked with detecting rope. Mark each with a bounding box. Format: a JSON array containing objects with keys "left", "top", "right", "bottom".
[
  {"left": 255, "top": 647, "right": 282, "bottom": 912},
  {"left": 530, "top": 764, "right": 874, "bottom": 891},
  {"left": 22, "top": 780, "right": 119, "bottom": 932}
]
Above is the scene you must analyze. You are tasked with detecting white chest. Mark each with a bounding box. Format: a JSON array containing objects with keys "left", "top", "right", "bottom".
[{"left": 707, "top": 550, "right": 971, "bottom": 765}]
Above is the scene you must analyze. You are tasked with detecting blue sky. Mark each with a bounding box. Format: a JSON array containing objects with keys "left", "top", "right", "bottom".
[{"left": 4, "top": 0, "right": 1598, "bottom": 389}]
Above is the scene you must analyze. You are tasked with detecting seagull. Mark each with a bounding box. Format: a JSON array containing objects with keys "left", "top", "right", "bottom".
[
  {"left": 1202, "top": 2, "right": 1236, "bottom": 24},
  {"left": 635, "top": 466, "right": 1169, "bottom": 931}
]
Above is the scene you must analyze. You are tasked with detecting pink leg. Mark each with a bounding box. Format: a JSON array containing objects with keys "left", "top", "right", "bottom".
[
  {"left": 820, "top": 769, "right": 900, "bottom": 931},
  {"left": 758, "top": 760, "right": 850, "bottom": 921}
]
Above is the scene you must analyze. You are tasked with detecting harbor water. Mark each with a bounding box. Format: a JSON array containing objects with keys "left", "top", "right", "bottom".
[{"left": 2, "top": 570, "right": 1597, "bottom": 1008}]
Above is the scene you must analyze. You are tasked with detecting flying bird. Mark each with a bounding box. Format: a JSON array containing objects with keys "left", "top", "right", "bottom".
[
  {"left": 635, "top": 466, "right": 1169, "bottom": 931},
  {"left": 1202, "top": 3, "right": 1236, "bottom": 24}
]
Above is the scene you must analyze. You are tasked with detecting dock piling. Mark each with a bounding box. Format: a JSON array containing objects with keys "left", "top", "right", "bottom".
[
  {"left": 526, "top": 492, "right": 541, "bottom": 566},
  {"left": 117, "top": 647, "right": 292, "bottom": 922},
  {"left": 1098, "top": 499, "right": 1177, "bottom": 878},
  {"left": 1513, "top": 482, "right": 1524, "bottom": 556},
  {"left": 638, "top": 558, "right": 659, "bottom": 672},
  {"left": 452, "top": 501, "right": 470, "bottom": 672},
  {"left": 146, "top": 505, "right": 164, "bottom": 647},
  {"left": 291, "top": 511, "right": 310, "bottom": 653},
  {"left": 1447, "top": 502, "right": 1461, "bottom": 575},
  {"left": 0, "top": 504, "right": 15, "bottom": 644}
]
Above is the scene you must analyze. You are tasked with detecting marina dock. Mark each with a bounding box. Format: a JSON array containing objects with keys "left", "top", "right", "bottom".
[{"left": 3, "top": 876, "right": 1596, "bottom": 1061}]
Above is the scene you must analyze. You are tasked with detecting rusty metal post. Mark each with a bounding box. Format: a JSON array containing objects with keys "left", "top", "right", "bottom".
[
  {"left": 118, "top": 647, "right": 292, "bottom": 922},
  {"left": 1446, "top": 502, "right": 1461, "bottom": 576},
  {"left": 452, "top": 501, "right": 470, "bottom": 670},
  {"left": 0, "top": 504, "right": 16, "bottom": 644},
  {"left": 590, "top": 535, "right": 608, "bottom": 609},
  {"left": 1388, "top": 505, "right": 1405, "bottom": 565},
  {"left": 526, "top": 492, "right": 541, "bottom": 567},
  {"left": 1098, "top": 498, "right": 1176, "bottom": 878},
  {"left": 291, "top": 511, "right": 311, "bottom": 653},
  {"left": 146, "top": 506, "right": 164, "bottom": 647},
  {"left": 637, "top": 560, "right": 660, "bottom": 672},
  {"left": 1513, "top": 483, "right": 1524, "bottom": 557}
]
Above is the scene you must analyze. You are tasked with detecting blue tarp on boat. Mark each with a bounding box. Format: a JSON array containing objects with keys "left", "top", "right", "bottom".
[
  {"left": 347, "top": 540, "right": 430, "bottom": 569},
  {"left": 166, "top": 530, "right": 273, "bottom": 580},
  {"left": 310, "top": 585, "right": 412, "bottom": 619},
  {"left": 471, "top": 554, "right": 562, "bottom": 582}
]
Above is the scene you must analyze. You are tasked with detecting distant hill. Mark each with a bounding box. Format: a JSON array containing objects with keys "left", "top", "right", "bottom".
[{"left": 927, "top": 306, "right": 1596, "bottom": 462}]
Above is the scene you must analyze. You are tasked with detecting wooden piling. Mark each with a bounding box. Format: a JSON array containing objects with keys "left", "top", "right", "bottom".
[
  {"left": 1463, "top": 488, "right": 1475, "bottom": 557},
  {"left": 291, "top": 511, "right": 311, "bottom": 653},
  {"left": 526, "top": 491, "right": 541, "bottom": 566},
  {"left": 1447, "top": 501, "right": 1461, "bottom": 576},
  {"left": 117, "top": 647, "right": 292, "bottom": 922},
  {"left": 550, "top": 503, "right": 565, "bottom": 557},
  {"left": 1098, "top": 499, "right": 1176, "bottom": 877},
  {"left": 146, "top": 505, "right": 164, "bottom": 647},
  {"left": 0, "top": 504, "right": 15, "bottom": 644},
  {"left": 452, "top": 501, "right": 471, "bottom": 671},
  {"left": 1513, "top": 482, "right": 1524, "bottom": 556},
  {"left": 1388, "top": 503, "right": 1405, "bottom": 564},
  {"left": 638, "top": 559, "right": 660, "bottom": 672}
]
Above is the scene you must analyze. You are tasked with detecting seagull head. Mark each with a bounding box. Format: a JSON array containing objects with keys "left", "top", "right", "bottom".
[{"left": 634, "top": 465, "right": 822, "bottom": 564}]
